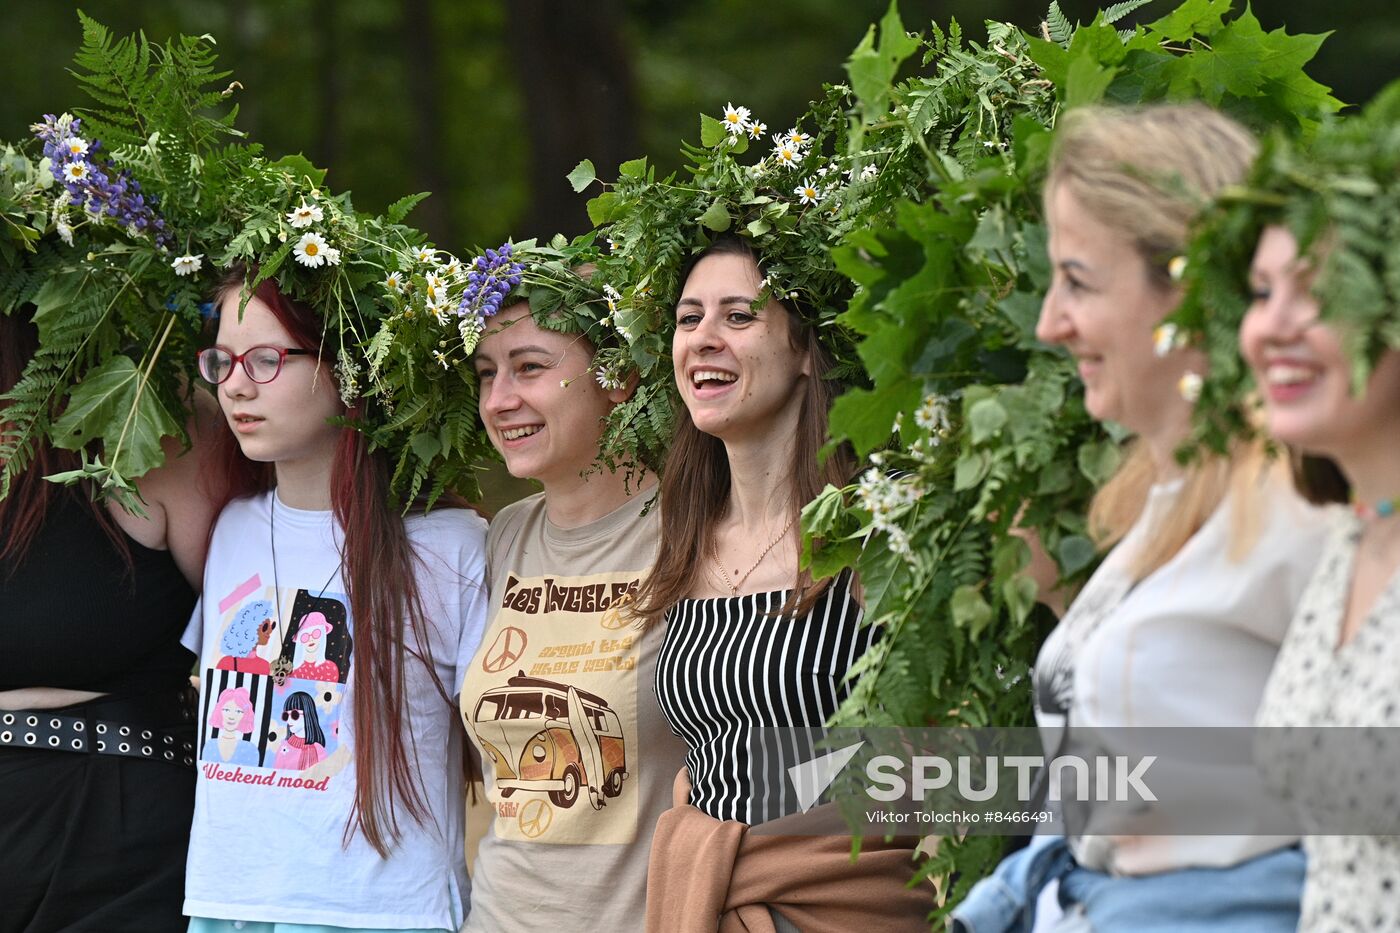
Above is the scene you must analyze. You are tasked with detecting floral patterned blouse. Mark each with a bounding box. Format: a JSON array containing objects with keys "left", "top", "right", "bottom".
[{"left": 1257, "top": 514, "right": 1400, "bottom": 932}]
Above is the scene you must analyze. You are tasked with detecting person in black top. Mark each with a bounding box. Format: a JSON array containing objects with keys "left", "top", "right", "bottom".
[{"left": 0, "top": 312, "right": 221, "bottom": 933}]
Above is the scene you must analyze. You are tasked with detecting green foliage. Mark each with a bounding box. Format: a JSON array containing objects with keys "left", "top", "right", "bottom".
[
  {"left": 801, "top": 1, "right": 1342, "bottom": 917},
  {"left": 1175, "top": 77, "right": 1400, "bottom": 454}
]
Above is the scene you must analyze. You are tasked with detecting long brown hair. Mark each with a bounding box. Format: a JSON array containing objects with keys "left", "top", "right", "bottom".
[
  {"left": 632, "top": 236, "right": 853, "bottom": 624},
  {"left": 1048, "top": 104, "right": 1262, "bottom": 579},
  {"left": 209, "top": 270, "right": 464, "bottom": 856},
  {"left": 0, "top": 312, "right": 131, "bottom": 570}
]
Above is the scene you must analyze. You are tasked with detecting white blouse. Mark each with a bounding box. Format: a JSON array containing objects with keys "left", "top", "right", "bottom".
[
  {"left": 1034, "top": 470, "right": 1332, "bottom": 875},
  {"left": 1256, "top": 515, "right": 1400, "bottom": 932}
]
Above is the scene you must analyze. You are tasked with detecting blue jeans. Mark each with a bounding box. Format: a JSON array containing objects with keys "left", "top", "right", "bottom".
[{"left": 951, "top": 837, "right": 1304, "bottom": 933}]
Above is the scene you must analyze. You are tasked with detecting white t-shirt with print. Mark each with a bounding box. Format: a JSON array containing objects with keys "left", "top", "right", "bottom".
[{"left": 181, "top": 490, "right": 488, "bottom": 929}]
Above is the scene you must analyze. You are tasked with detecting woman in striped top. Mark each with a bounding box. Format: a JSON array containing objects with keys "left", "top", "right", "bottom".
[{"left": 633, "top": 235, "right": 927, "bottom": 932}]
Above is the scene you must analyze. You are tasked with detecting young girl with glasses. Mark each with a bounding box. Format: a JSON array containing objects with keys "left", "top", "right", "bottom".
[{"left": 181, "top": 270, "right": 489, "bottom": 933}]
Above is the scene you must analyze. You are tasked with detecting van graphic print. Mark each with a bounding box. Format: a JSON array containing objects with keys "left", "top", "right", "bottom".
[{"left": 470, "top": 672, "right": 628, "bottom": 811}]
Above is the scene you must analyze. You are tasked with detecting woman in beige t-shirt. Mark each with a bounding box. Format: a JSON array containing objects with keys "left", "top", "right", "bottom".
[{"left": 460, "top": 299, "right": 686, "bottom": 932}]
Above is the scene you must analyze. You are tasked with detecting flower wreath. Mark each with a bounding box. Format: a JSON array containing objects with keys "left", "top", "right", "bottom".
[
  {"left": 0, "top": 14, "right": 494, "bottom": 506},
  {"left": 1171, "top": 78, "right": 1400, "bottom": 454},
  {"left": 516, "top": 88, "right": 887, "bottom": 472}
]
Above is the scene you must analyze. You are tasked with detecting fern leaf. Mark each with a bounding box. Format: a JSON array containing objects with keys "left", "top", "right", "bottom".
[
  {"left": 1046, "top": 2, "right": 1073, "bottom": 45},
  {"left": 1102, "top": 0, "right": 1155, "bottom": 26}
]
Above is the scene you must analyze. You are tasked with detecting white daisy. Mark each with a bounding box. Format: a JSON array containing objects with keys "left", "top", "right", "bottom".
[
  {"left": 432, "top": 349, "right": 450, "bottom": 370},
  {"left": 414, "top": 247, "right": 436, "bottom": 264},
  {"left": 722, "top": 103, "right": 752, "bottom": 135},
  {"left": 603, "top": 284, "right": 622, "bottom": 314},
  {"left": 1178, "top": 371, "right": 1203, "bottom": 403},
  {"left": 439, "top": 257, "right": 463, "bottom": 279},
  {"left": 171, "top": 253, "right": 204, "bottom": 277},
  {"left": 385, "top": 271, "right": 405, "bottom": 293},
  {"left": 607, "top": 237, "right": 621, "bottom": 253},
  {"left": 748, "top": 121, "right": 767, "bottom": 141},
  {"left": 772, "top": 143, "right": 801, "bottom": 170},
  {"left": 786, "top": 128, "right": 811, "bottom": 149},
  {"left": 596, "top": 367, "right": 626, "bottom": 391},
  {"left": 286, "top": 200, "right": 323, "bottom": 229},
  {"left": 62, "top": 161, "right": 90, "bottom": 183},
  {"left": 292, "top": 231, "right": 331, "bottom": 268},
  {"left": 64, "top": 137, "right": 89, "bottom": 157},
  {"left": 425, "top": 272, "right": 447, "bottom": 302},
  {"left": 1153, "top": 324, "right": 1179, "bottom": 358},
  {"left": 794, "top": 179, "right": 821, "bottom": 206}
]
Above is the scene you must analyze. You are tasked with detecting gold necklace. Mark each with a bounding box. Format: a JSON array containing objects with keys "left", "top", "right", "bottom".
[{"left": 710, "top": 512, "right": 797, "bottom": 596}]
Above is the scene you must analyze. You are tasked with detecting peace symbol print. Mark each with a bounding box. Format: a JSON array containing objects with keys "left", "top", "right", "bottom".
[
  {"left": 599, "top": 592, "right": 632, "bottom": 631},
  {"left": 481, "top": 626, "right": 528, "bottom": 673},
  {"left": 518, "top": 798, "right": 553, "bottom": 838}
]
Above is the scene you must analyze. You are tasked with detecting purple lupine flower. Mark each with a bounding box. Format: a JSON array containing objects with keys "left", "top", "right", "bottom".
[
  {"left": 32, "top": 113, "right": 173, "bottom": 250},
  {"left": 455, "top": 241, "right": 525, "bottom": 319}
]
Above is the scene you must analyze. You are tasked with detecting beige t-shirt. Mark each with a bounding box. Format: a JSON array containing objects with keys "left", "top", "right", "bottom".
[{"left": 460, "top": 491, "right": 686, "bottom": 933}]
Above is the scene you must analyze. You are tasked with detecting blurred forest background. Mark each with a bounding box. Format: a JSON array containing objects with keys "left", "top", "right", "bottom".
[{"left": 4, "top": 0, "right": 1396, "bottom": 508}]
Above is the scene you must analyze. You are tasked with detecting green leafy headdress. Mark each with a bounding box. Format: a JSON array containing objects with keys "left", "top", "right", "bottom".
[
  {"left": 1173, "top": 78, "right": 1400, "bottom": 452},
  {"left": 1, "top": 14, "right": 494, "bottom": 505},
  {"left": 518, "top": 90, "right": 887, "bottom": 469}
]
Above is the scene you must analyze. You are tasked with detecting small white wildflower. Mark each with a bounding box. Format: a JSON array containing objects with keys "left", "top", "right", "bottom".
[
  {"left": 603, "top": 284, "right": 622, "bottom": 314},
  {"left": 385, "top": 271, "right": 405, "bottom": 293},
  {"left": 286, "top": 200, "right": 323, "bottom": 229},
  {"left": 786, "top": 128, "right": 811, "bottom": 150},
  {"left": 425, "top": 271, "right": 447, "bottom": 303},
  {"left": 1178, "top": 371, "right": 1204, "bottom": 403},
  {"left": 771, "top": 142, "right": 801, "bottom": 170},
  {"left": 335, "top": 349, "right": 362, "bottom": 405},
  {"left": 793, "top": 179, "right": 821, "bottom": 206},
  {"left": 62, "top": 161, "right": 90, "bottom": 183},
  {"left": 171, "top": 253, "right": 204, "bottom": 277},
  {"left": 559, "top": 379, "right": 569, "bottom": 389},
  {"left": 722, "top": 102, "right": 752, "bottom": 135},
  {"left": 860, "top": 163, "right": 879, "bottom": 180},
  {"left": 596, "top": 367, "right": 626, "bottom": 391},
  {"left": 914, "top": 392, "right": 951, "bottom": 436},
  {"left": 439, "top": 256, "right": 463, "bottom": 280},
  {"left": 1153, "top": 324, "right": 1179, "bottom": 358},
  {"left": 432, "top": 349, "right": 450, "bottom": 370},
  {"left": 55, "top": 220, "right": 74, "bottom": 246},
  {"left": 1168, "top": 255, "right": 1188, "bottom": 282},
  {"left": 322, "top": 245, "right": 342, "bottom": 266},
  {"left": 607, "top": 237, "right": 621, "bottom": 253},
  {"left": 292, "top": 232, "right": 330, "bottom": 268},
  {"left": 748, "top": 121, "right": 767, "bottom": 140},
  {"left": 64, "top": 137, "right": 89, "bottom": 157},
  {"left": 414, "top": 247, "right": 436, "bottom": 264}
]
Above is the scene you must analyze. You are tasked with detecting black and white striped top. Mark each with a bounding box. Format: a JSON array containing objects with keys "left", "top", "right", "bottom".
[{"left": 654, "top": 571, "right": 875, "bottom": 824}]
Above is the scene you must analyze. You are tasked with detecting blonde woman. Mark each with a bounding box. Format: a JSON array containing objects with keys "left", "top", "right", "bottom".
[{"left": 952, "top": 105, "right": 1330, "bottom": 932}]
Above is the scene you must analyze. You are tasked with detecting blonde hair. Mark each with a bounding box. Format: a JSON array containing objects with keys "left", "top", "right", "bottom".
[{"left": 1049, "top": 104, "right": 1260, "bottom": 579}]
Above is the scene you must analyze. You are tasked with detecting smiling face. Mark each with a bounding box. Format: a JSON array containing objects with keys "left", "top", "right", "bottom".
[
  {"left": 1240, "top": 225, "right": 1400, "bottom": 460},
  {"left": 474, "top": 306, "right": 627, "bottom": 487},
  {"left": 214, "top": 293, "right": 343, "bottom": 472},
  {"left": 673, "top": 251, "right": 811, "bottom": 441},
  {"left": 1037, "top": 186, "right": 1202, "bottom": 439}
]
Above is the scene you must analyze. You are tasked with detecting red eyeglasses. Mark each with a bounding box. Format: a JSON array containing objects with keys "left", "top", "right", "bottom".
[
  {"left": 280, "top": 709, "right": 304, "bottom": 723},
  {"left": 197, "top": 345, "right": 312, "bottom": 385}
]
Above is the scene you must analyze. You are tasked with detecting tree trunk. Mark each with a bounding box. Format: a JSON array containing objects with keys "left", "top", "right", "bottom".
[
  {"left": 506, "top": 0, "right": 639, "bottom": 240},
  {"left": 401, "top": 0, "right": 453, "bottom": 243}
]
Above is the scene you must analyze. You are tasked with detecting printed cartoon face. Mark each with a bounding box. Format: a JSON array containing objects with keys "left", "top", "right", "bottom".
[
  {"left": 473, "top": 305, "right": 629, "bottom": 488},
  {"left": 296, "top": 612, "right": 332, "bottom": 659},
  {"left": 1240, "top": 225, "right": 1400, "bottom": 459},
  {"left": 220, "top": 700, "right": 245, "bottom": 732},
  {"left": 1037, "top": 185, "right": 1201, "bottom": 436},
  {"left": 213, "top": 292, "right": 343, "bottom": 469},
  {"left": 283, "top": 705, "right": 306, "bottom": 737},
  {"left": 672, "top": 251, "right": 811, "bottom": 442}
]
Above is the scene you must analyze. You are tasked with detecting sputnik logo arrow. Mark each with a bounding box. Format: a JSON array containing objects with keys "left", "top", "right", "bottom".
[{"left": 787, "top": 740, "right": 866, "bottom": 813}]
